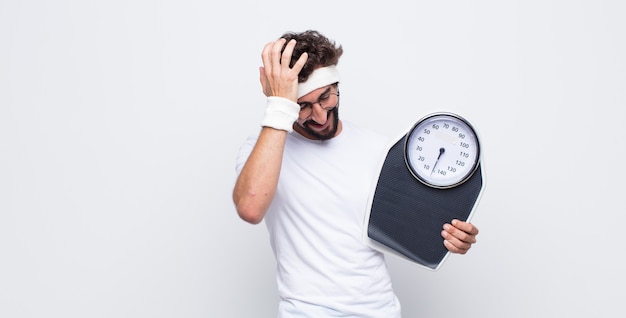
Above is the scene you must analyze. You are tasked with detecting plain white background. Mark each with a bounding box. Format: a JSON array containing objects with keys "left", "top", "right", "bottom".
[{"left": 1, "top": 0, "right": 624, "bottom": 317}]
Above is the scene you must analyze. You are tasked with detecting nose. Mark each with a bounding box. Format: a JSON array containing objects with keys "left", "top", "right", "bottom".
[{"left": 310, "top": 102, "right": 329, "bottom": 124}]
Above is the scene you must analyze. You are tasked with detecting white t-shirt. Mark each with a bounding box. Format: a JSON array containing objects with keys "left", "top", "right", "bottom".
[{"left": 236, "top": 120, "right": 401, "bottom": 317}]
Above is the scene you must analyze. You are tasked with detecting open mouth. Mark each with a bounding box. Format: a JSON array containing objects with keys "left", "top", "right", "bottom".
[{"left": 306, "top": 119, "right": 330, "bottom": 130}]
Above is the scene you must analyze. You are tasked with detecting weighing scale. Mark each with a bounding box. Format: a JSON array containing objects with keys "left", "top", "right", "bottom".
[{"left": 364, "top": 112, "right": 485, "bottom": 270}]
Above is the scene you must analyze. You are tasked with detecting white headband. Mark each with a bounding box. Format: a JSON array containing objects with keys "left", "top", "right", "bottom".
[{"left": 297, "top": 66, "right": 341, "bottom": 98}]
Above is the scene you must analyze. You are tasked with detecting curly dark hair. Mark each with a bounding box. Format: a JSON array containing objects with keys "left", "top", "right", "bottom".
[{"left": 280, "top": 30, "right": 343, "bottom": 83}]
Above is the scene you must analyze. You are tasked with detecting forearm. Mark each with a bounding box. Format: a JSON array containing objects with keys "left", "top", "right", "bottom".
[
  {"left": 233, "top": 127, "right": 288, "bottom": 224},
  {"left": 233, "top": 37, "right": 305, "bottom": 224}
]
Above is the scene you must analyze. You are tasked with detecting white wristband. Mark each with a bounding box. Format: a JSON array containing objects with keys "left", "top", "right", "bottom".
[{"left": 261, "top": 96, "right": 300, "bottom": 132}]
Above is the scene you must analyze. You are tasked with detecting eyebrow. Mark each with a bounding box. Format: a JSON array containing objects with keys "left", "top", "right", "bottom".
[{"left": 300, "top": 87, "right": 332, "bottom": 104}]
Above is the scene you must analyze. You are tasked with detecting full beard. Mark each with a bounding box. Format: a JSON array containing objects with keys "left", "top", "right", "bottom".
[{"left": 297, "top": 107, "right": 340, "bottom": 141}]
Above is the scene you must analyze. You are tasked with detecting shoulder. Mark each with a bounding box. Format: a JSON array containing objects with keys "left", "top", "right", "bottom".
[{"left": 234, "top": 133, "right": 260, "bottom": 174}]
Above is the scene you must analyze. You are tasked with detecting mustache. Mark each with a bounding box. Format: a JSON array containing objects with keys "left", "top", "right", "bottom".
[{"left": 303, "top": 108, "right": 336, "bottom": 126}]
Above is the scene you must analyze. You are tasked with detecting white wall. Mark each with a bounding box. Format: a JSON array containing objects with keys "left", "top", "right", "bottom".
[{"left": 1, "top": 1, "right": 624, "bottom": 317}]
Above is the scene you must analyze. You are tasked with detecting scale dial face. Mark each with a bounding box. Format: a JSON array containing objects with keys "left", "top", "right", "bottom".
[{"left": 404, "top": 113, "right": 480, "bottom": 189}]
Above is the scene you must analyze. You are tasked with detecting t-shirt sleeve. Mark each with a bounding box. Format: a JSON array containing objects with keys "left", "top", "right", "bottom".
[{"left": 234, "top": 135, "right": 259, "bottom": 176}]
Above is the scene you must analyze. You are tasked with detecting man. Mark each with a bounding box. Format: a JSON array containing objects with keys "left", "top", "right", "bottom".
[{"left": 233, "top": 30, "right": 479, "bottom": 317}]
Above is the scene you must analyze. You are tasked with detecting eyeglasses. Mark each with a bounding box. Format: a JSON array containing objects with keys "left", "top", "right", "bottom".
[{"left": 297, "top": 90, "right": 340, "bottom": 120}]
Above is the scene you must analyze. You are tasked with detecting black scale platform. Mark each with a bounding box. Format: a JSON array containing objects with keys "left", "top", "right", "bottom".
[{"left": 366, "top": 136, "right": 483, "bottom": 270}]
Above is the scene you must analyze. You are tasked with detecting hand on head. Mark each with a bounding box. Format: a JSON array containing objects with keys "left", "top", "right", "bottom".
[{"left": 259, "top": 38, "right": 308, "bottom": 101}]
